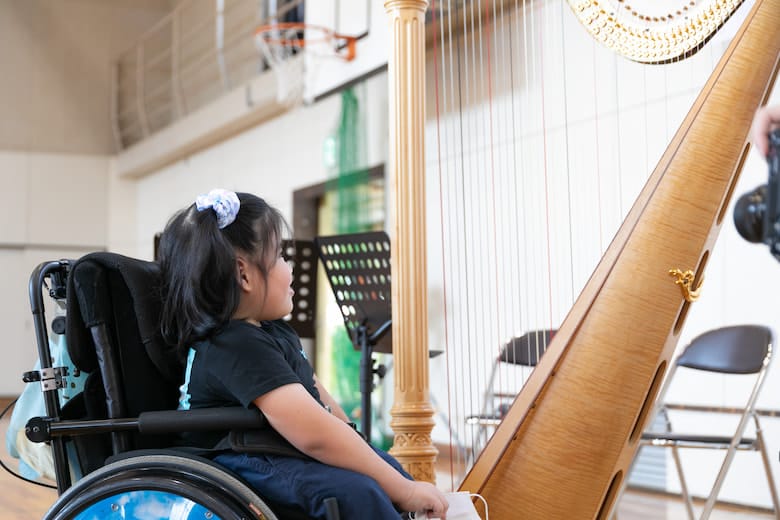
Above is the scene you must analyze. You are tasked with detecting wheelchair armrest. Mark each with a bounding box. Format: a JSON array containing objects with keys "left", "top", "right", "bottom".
[
  {"left": 138, "top": 407, "right": 267, "bottom": 434},
  {"left": 28, "top": 407, "right": 268, "bottom": 443}
]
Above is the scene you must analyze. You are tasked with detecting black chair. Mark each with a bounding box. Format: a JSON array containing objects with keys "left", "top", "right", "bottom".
[
  {"left": 24, "top": 252, "right": 339, "bottom": 520},
  {"left": 630, "top": 325, "right": 779, "bottom": 519},
  {"left": 466, "top": 329, "right": 555, "bottom": 455}
]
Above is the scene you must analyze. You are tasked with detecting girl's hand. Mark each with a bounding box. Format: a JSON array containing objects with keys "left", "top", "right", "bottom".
[{"left": 397, "top": 481, "right": 449, "bottom": 519}]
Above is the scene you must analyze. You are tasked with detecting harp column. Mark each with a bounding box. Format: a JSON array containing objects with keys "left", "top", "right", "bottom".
[{"left": 384, "top": 0, "right": 437, "bottom": 483}]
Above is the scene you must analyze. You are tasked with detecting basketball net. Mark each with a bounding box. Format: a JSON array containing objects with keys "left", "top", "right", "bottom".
[{"left": 254, "top": 23, "right": 357, "bottom": 105}]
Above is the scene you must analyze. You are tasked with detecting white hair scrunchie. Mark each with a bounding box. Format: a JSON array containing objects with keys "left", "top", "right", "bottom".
[{"left": 195, "top": 188, "right": 240, "bottom": 229}]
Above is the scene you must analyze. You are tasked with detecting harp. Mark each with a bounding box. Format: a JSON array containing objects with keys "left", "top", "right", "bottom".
[{"left": 384, "top": 0, "right": 780, "bottom": 518}]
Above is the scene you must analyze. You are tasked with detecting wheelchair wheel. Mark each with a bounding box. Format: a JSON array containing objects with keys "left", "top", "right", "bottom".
[{"left": 44, "top": 453, "right": 279, "bottom": 520}]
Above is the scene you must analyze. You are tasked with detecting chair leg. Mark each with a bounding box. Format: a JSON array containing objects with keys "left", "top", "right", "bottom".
[
  {"left": 699, "top": 441, "right": 745, "bottom": 519},
  {"left": 671, "top": 445, "right": 696, "bottom": 520},
  {"left": 700, "top": 397, "right": 768, "bottom": 520},
  {"left": 754, "top": 421, "right": 780, "bottom": 518}
]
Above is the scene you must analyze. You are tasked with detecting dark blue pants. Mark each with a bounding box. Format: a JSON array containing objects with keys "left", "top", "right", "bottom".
[{"left": 214, "top": 446, "right": 412, "bottom": 519}]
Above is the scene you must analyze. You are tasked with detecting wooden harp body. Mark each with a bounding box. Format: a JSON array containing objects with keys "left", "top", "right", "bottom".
[
  {"left": 455, "top": 0, "right": 780, "bottom": 517},
  {"left": 384, "top": 0, "right": 780, "bottom": 518}
]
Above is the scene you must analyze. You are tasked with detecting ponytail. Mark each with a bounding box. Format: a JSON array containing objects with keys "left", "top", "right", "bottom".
[{"left": 158, "top": 192, "right": 288, "bottom": 358}]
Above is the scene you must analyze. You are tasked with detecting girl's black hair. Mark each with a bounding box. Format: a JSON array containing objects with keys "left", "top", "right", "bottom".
[{"left": 158, "top": 192, "right": 289, "bottom": 358}]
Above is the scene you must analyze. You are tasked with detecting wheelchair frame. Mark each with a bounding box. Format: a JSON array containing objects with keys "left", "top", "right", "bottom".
[{"left": 22, "top": 256, "right": 341, "bottom": 520}]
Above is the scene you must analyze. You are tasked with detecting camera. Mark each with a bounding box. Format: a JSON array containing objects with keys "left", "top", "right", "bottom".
[{"left": 734, "top": 128, "right": 780, "bottom": 260}]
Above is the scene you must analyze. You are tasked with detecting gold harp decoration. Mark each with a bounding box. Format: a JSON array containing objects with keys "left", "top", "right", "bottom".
[
  {"left": 669, "top": 268, "right": 704, "bottom": 302},
  {"left": 568, "top": 0, "right": 746, "bottom": 63}
]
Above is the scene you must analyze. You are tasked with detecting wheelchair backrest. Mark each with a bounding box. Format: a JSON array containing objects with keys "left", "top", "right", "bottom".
[{"left": 64, "top": 252, "right": 184, "bottom": 474}]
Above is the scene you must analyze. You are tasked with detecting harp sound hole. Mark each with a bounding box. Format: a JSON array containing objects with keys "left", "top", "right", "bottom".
[
  {"left": 629, "top": 361, "right": 667, "bottom": 443},
  {"left": 674, "top": 300, "right": 691, "bottom": 335},
  {"left": 596, "top": 470, "right": 623, "bottom": 520}
]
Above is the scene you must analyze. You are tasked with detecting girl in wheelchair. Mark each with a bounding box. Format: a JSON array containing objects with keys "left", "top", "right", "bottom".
[{"left": 158, "top": 188, "right": 448, "bottom": 520}]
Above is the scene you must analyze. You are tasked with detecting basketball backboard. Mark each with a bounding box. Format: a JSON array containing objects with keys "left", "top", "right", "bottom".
[{"left": 303, "top": 0, "right": 386, "bottom": 102}]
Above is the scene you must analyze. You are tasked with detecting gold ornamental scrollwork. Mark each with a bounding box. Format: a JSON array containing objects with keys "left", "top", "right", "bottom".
[
  {"left": 393, "top": 432, "right": 433, "bottom": 448},
  {"left": 405, "top": 462, "right": 436, "bottom": 483},
  {"left": 669, "top": 268, "right": 703, "bottom": 302},
  {"left": 567, "top": 0, "right": 745, "bottom": 63}
]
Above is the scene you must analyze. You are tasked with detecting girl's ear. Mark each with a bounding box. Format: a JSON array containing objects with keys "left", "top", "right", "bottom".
[{"left": 236, "top": 256, "right": 252, "bottom": 291}]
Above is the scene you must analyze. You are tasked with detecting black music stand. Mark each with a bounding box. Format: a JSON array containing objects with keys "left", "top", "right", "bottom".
[{"left": 314, "top": 231, "right": 392, "bottom": 442}]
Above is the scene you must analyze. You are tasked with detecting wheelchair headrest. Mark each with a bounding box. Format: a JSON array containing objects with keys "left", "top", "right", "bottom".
[{"left": 66, "top": 252, "right": 182, "bottom": 384}]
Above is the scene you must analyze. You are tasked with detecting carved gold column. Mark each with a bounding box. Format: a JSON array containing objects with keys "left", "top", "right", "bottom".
[{"left": 384, "top": 0, "right": 437, "bottom": 483}]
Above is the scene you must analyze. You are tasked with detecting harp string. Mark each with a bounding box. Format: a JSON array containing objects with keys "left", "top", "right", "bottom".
[
  {"left": 557, "top": 0, "right": 576, "bottom": 302},
  {"left": 430, "top": 0, "right": 457, "bottom": 490}
]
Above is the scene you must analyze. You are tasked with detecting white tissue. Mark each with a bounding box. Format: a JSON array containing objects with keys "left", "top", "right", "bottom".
[{"left": 415, "top": 491, "right": 485, "bottom": 520}]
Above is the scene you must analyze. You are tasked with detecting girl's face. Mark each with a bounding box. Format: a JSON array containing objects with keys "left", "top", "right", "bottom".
[
  {"left": 257, "top": 246, "right": 294, "bottom": 321},
  {"left": 236, "top": 243, "right": 294, "bottom": 324}
]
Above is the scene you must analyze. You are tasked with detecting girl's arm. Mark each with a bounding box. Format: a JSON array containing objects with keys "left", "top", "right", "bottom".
[
  {"left": 255, "top": 383, "right": 448, "bottom": 518},
  {"left": 313, "top": 374, "right": 350, "bottom": 423}
]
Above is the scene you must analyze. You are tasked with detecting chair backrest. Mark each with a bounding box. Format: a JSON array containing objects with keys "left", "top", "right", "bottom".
[
  {"left": 499, "top": 329, "right": 556, "bottom": 367},
  {"left": 64, "top": 252, "right": 184, "bottom": 474},
  {"left": 468, "top": 329, "right": 557, "bottom": 456},
  {"left": 676, "top": 325, "right": 772, "bottom": 374}
]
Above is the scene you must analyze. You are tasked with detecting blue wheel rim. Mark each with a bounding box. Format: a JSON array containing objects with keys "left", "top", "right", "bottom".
[{"left": 73, "top": 490, "right": 222, "bottom": 520}]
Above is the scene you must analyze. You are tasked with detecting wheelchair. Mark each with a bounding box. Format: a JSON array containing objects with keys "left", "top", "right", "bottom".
[{"left": 21, "top": 252, "right": 342, "bottom": 520}]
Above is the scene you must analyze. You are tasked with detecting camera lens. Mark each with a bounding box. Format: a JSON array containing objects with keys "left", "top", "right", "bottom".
[{"left": 733, "top": 184, "right": 767, "bottom": 243}]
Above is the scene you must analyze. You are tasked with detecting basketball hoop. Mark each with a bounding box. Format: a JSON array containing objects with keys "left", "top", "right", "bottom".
[
  {"left": 255, "top": 22, "right": 357, "bottom": 62},
  {"left": 254, "top": 22, "right": 358, "bottom": 104}
]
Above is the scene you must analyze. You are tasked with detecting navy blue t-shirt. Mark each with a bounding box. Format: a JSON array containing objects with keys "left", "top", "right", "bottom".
[{"left": 179, "top": 319, "right": 323, "bottom": 448}]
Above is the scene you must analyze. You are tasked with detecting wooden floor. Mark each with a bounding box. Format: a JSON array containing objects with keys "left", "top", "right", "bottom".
[
  {"left": 0, "top": 413, "right": 773, "bottom": 519},
  {"left": 0, "top": 412, "right": 57, "bottom": 519},
  {"left": 615, "top": 488, "right": 774, "bottom": 520}
]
